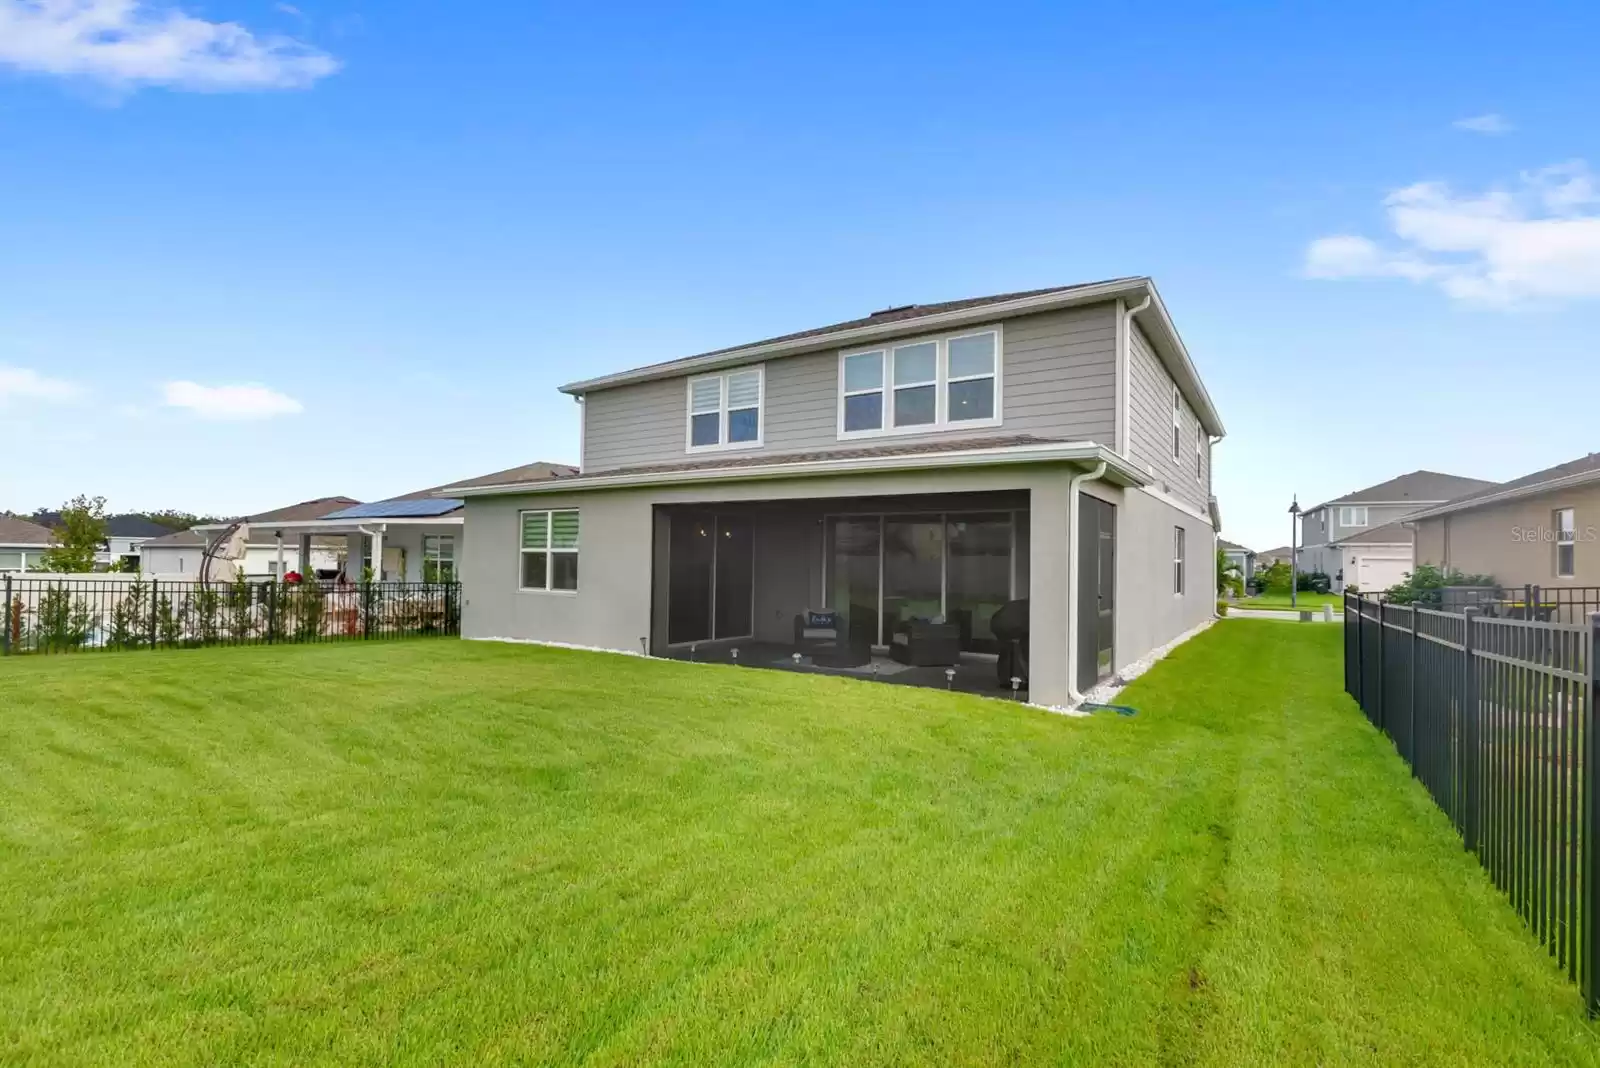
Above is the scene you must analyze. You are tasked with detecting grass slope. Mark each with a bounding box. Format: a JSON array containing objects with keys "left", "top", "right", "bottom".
[{"left": 1, "top": 626, "right": 1596, "bottom": 1066}]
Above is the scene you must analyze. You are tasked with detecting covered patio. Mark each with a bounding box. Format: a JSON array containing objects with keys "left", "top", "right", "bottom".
[{"left": 650, "top": 490, "right": 1032, "bottom": 699}]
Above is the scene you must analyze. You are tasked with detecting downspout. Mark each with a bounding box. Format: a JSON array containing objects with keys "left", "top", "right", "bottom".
[{"left": 1065, "top": 460, "right": 1109, "bottom": 706}]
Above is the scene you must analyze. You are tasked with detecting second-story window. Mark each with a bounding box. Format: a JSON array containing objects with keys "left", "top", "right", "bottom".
[
  {"left": 686, "top": 367, "right": 763, "bottom": 451},
  {"left": 1339, "top": 506, "right": 1369, "bottom": 528},
  {"left": 1555, "top": 507, "right": 1577, "bottom": 578},
  {"left": 839, "top": 327, "right": 1000, "bottom": 437},
  {"left": 1171, "top": 386, "right": 1182, "bottom": 461}
]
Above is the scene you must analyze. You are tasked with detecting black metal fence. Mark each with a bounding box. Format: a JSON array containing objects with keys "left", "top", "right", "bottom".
[
  {"left": 1345, "top": 591, "right": 1599, "bottom": 1012},
  {"left": 1, "top": 576, "right": 460, "bottom": 655}
]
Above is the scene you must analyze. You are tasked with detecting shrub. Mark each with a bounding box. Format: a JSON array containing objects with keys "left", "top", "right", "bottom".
[
  {"left": 35, "top": 585, "right": 94, "bottom": 651},
  {"left": 1256, "top": 560, "right": 1292, "bottom": 595},
  {"left": 1216, "top": 600, "right": 1230, "bottom": 617},
  {"left": 1297, "top": 570, "right": 1332, "bottom": 594},
  {"left": 1384, "top": 564, "right": 1496, "bottom": 606}
]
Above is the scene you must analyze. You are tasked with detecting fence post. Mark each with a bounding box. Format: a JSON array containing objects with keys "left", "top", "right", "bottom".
[
  {"left": 1355, "top": 593, "right": 1365, "bottom": 711},
  {"left": 363, "top": 583, "right": 373, "bottom": 640},
  {"left": 148, "top": 577, "right": 159, "bottom": 649},
  {"left": 1410, "top": 602, "right": 1420, "bottom": 776},
  {"left": 1586, "top": 612, "right": 1600, "bottom": 1015},
  {"left": 1463, "top": 607, "right": 1481, "bottom": 855},
  {"left": 1375, "top": 599, "right": 1386, "bottom": 733},
  {"left": 265, "top": 583, "right": 276, "bottom": 645},
  {"left": 2, "top": 574, "right": 10, "bottom": 656}
]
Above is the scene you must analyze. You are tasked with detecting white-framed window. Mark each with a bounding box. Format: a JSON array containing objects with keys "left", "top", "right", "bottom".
[
  {"left": 838, "top": 327, "right": 1001, "bottom": 437},
  {"left": 422, "top": 535, "right": 456, "bottom": 583},
  {"left": 1173, "top": 526, "right": 1186, "bottom": 595},
  {"left": 1555, "top": 507, "right": 1576, "bottom": 578},
  {"left": 0, "top": 551, "right": 23, "bottom": 572},
  {"left": 1171, "top": 386, "right": 1182, "bottom": 461},
  {"left": 1196, "top": 433, "right": 1204, "bottom": 482},
  {"left": 521, "top": 510, "right": 580, "bottom": 592},
  {"left": 1339, "top": 506, "right": 1370, "bottom": 528},
  {"left": 686, "top": 367, "right": 764, "bottom": 452}
]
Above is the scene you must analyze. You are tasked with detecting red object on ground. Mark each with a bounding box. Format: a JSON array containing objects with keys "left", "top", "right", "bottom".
[{"left": 285, "top": 571, "right": 303, "bottom": 584}]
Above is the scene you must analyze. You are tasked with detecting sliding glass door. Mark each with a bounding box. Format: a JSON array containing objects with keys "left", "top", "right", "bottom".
[
  {"left": 825, "top": 509, "right": 1023, "bottom": 652},
  {"left": 667, "top": 512, "right": 753, "bottom": 645},
  {"left": 946, "top": 513, "right": 1014, "bottom": 653},
  {"left": 883, "top": 516, "right": 943, "bottom": 640},
  {"left": 825, "top": 517, "right": 880, "bottom": 651}
]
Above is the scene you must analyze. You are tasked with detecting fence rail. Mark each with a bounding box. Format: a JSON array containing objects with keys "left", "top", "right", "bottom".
[
  {"left": 1345, "top": 591, "right": 1599, "bottom": 1011},
  {"left": 1, "top": 576, "right": 460, "bottom": 655}
]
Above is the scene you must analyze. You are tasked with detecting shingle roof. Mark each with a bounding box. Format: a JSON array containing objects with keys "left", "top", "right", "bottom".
[
  {"left": 1412, "top": 451, "right": 1600, "bottom": 519},
  {"left": 247, "top": 497, "right": 363, "bottom": 524},
  {"left": 394, "top": 461, "right": 579, "bottom": 501},
  {"left": 583, "top": 434, "right": 1070, "bottom": 480},
  {"left": 1257, "top": 546, "right": 1293, "bottom": 561},
  {"left": 1311, "top": 470, "right": 1494, "bottom": 510},
  {"left": 1218, "top": 539, "right": 1255, "bottom": 554},
  {"left": 580, "top": 280, "right": 1141, "bottom": 386},
  {"left": 105, "top": 516, "right": 173, "bottom": 539},
  {"left": 141, "top": 528, "right": 207, "bottom": 547},
  {"left": 0, "top": 515, "right": 53, "bottom": 545}
]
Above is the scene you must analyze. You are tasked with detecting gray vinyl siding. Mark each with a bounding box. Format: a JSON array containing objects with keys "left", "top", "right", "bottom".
[
  {"left": 580, "top": 303, "right": 1119, "bottom": 473},
  {"left": 1126, "top": 323, "right": 1208, "bottom": 513},
  {"left": 1304, "top": 501, "right": 1432, "bottom": 548}
]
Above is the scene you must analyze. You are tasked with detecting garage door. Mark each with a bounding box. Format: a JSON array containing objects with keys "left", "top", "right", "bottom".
[{"left": 1356, "top": 553, "right": 1411, "bottom": 592}]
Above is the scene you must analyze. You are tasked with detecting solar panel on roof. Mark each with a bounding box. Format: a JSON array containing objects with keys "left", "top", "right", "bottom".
[{"left": 321, "top": 498, "right": 465, "bottom": 520}]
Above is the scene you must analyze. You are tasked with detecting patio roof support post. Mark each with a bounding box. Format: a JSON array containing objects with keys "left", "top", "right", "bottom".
[
  {"left": 1065, "top": 460, "right": 1109, "bottom": 707},
  {"left": 344, "top": 532, "right": 364, "bottom": 583},
  {"left": 371, "top": 527, "right": 386, "bottom": 584},
  {"left": 274, "top": 532, "right": 285, "bottom": 580},
  {"left": 1027, "top": 476, "right": 1072, "bottom": 709},
  {"left": 298, "top": 534, "right": 313, "bottom": 580}
]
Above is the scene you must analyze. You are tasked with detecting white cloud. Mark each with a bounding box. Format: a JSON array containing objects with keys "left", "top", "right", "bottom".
[
  {"left": 0, "top": 366, "right": 81, "bottom": 405},
  {"left": 1302, "top": 161, "right": 1600, "bottom": 305},
  {"left": 0, "top": 0, "right": 339, "bottom": 91},
  {"left": 1453, "top": 113, "right": 1513, "bottom": 135},
  {"left": 163, "top": 381, "right": 303, "bottom": 420}
]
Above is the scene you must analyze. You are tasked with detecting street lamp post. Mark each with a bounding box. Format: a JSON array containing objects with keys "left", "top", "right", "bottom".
[{"left": 1288, "top": 497, "right": 1302, "bottom": 610}]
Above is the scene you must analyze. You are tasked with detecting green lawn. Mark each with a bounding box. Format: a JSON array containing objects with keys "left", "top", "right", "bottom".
[
  {"left": 2, "top": 627, "right": 1597, "bottom": 1066},
  {"left": 1239, "top": 591, "right": 1345, "bottom": 612}
]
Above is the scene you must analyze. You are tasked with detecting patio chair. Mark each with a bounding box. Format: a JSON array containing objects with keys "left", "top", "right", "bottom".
[
  {"left": 792, "top": 609, "right": 872, "bottom": 668},
  {"left": 889, "top": 617, "right": 961, "bottom": 667}
]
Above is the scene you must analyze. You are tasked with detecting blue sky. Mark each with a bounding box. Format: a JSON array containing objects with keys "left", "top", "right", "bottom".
[{"left": 2, "top": 0, "right": 1598, "bottom": 552}]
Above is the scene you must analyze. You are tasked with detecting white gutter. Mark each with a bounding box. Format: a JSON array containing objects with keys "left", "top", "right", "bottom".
[
  {"left": 1065, "top": 460, "right": 1108, "bottom": 706},
  {"left": 447, "top": 442, "right": 1149, "bottom": 498}
]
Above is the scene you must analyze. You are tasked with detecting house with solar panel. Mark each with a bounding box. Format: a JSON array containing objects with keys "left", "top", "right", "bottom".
[{"left": 150, "top": 464, "right": 577, "bottom": 583}]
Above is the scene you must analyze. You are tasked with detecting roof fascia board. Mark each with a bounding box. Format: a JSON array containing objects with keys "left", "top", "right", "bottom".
[{"left": 450, "top": 443, "right": 1146, "bottom": 498}]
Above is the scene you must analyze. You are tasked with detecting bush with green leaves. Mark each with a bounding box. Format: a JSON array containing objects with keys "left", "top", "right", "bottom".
[
  {"left": 1383, "top": 564, "right": 1496, "bottom": 605},
  {"left": 1216, "top": 549, "right": 1244, "bottom": 598},
  {"left": 1297, "top": 570, "right": 1332, "bottom": 594},
  {"left": 192, "top": 587, "right": 222, "bottom": 645},
  {"left": 1256, "top": 560, "right": 1292, "bottom": 595},
  {"left": 108, "top": 579, "right": 151, "bottom": 649},
  {"left": 35, "top": 585, "right": 94, "bottom": 650},
  {"left": 227, "top": 574, "right": 256, "bottom": 640}
]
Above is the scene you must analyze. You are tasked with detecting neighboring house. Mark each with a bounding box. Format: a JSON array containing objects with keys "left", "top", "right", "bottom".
[
  {"left": 1256, "top": 545, "right": 1293, "bottom": 568},
  {"left": 450, "top": 276, "right": 1226, "bottom": 709},
  {"left": 103, "top": 516, "right": 172, "bottom": 570},
  {"left": 151, "top": 497, "right": 360, "bottom": 579},
  {"left": 172, "top": 466, "right": 576, "bottom": 583},
  {"left": 1298, "top": 471, "right": 1494, "bottom": 592},
  {"left": 0, "top": 515, "right": 53, "bottom": 573},
  {"left": 1219, "top": 539, "right": 1255, "bottom": 585},
  {"left": 1409, "top": 451, "right": 1600, "bottom": 588}
]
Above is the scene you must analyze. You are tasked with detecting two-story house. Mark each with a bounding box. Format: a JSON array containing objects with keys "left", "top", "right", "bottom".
[
  {"left": 451, "top": 277, "right": 1226, "bottom": 709},
  {"left": 1297, "top": 470, "right": 1493, "bottom": 592}
]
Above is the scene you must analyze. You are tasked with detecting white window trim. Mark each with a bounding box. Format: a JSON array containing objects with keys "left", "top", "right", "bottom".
[
  {"left": 519, "top": 509, "right": 581, "bottom": 595},
  {"left": 1339, "top": 506, "right": 1370, "bottom": 529},
  {"left": 1171, "top": 385, "right": 1182, "bottom": 461},
  {"left": 1173, "top": 525, "right": 1186, "bottom": 596},
  {"left": 422, "top": 534, "right": 456, "bottom": 582},
  {"left": 1555, "top": 507, "right": 1577, "bottom": 579},
  {"left": 836, "top": 324, "right": 1004, "bottom": 440},
  {"left": 1195, "top": 432, "right": 1203, "bottom": 482},
  {"left": 685, "top": 365, "right": 765, "bottom": 454}
]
